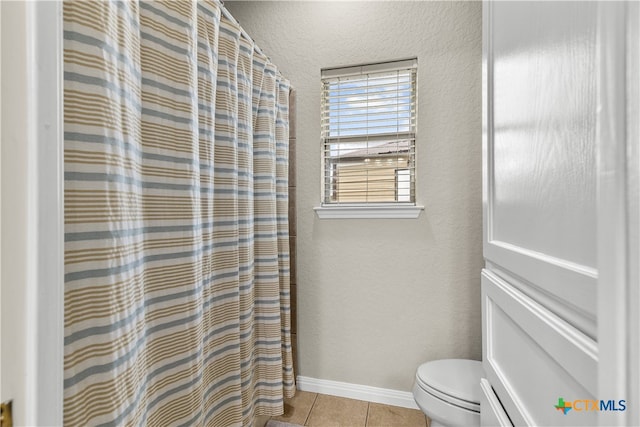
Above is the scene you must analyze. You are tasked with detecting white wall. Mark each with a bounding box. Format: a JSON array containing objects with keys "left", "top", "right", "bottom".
[
  {"left": 226, "top": 1, "right": 483, "bottom": 391},
  {"left": 1, "top": 1, "right": 31, "bottom": 421},
  {"left": 1, "top": 2, "right": 63, "bottom": 424},
  {"left": 0, "top": 0, "right": 3, "bottom": 405}
]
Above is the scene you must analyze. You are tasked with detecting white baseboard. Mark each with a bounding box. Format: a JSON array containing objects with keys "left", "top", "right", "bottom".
[{"left": 296, "top": 376, "right": 420, "bottom": 410}]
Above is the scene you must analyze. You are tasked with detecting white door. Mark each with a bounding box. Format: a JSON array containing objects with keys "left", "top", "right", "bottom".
[
  {"left": 482, "top": 1, "right": 638, "bottom": 426},
  {"left": 1, "top": 2, "right": 63, "bottom": 425}
]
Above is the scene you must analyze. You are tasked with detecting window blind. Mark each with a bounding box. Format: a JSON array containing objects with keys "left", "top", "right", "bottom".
[{"left": 321, "top": 59, "right": 417, "bottom": 205}]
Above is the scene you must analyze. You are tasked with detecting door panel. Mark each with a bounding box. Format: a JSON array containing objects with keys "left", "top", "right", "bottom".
[
  {"left": 483, "top": 271, "right": 597, "bottom": 426},
  {"left": 484, "top": 0, "right": 598, "bottom": 331},
  {"left": 490, "top": 1, "right": 598, "bottom": 269},
  {"left": 482, "top": 2, "right": 610, "bottom": 426}
]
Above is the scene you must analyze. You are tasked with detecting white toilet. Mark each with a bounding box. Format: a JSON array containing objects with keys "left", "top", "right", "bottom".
[{"left": 412, "top": 359, "right": 483, "bottom": 427}]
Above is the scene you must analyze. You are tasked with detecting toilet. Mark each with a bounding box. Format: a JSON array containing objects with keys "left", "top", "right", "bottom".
[{"left": 412, "top": 359, "right": 483, "bottom": 427}]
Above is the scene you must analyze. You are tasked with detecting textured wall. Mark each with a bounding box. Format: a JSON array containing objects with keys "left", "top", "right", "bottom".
[{"left": 226, "top": 1, "right": 483, "bottom": 391}]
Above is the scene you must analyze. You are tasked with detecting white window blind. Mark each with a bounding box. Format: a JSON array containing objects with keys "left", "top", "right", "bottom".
[{"left": 321, "top": 59, "right": 417, "bottom": 205}]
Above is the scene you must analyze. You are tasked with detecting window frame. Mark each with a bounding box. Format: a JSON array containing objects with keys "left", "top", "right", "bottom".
[{"left": 315, "top": 59, "right": 424, "bottom": 219}]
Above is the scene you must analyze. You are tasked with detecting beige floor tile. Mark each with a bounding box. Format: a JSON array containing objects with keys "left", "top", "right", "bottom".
[
  {"left": 306, "top": 394, "right": 368, "bottom": 427},
  {"left": 272, "top": 390, "right": 318, "bottom": 425},
  {"left": 366, "top": 402, "right": 427, "bottom": 427},
  {"left": 255, "top": 415, "right": 271, "bottom": 427}
]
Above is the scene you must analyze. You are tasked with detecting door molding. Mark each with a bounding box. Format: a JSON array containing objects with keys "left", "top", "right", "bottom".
[{"left": 596, "top": 2, "right": 639, "bottom": 426}]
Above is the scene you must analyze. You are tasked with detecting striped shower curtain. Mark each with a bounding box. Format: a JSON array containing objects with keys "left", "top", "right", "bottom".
[{"left": 63, "top": 1, "right": 294, "bottom": 425}]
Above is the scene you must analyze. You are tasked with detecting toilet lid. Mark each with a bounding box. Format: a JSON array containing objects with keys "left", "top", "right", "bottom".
[{"left": 416, "top": 359, "right": 483, "bottom": 405}]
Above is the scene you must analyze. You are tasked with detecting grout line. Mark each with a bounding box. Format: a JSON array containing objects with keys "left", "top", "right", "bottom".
[
  {"left": 304, "top": 393, "right": 319, "bottom": 426},
  {"left": 364, "top": 402, "right": 370, "bottom": 427}
]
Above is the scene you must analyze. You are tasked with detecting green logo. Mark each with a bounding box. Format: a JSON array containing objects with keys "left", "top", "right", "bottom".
[{"left": 555, "top": 397, "right": 572, "bottom": 415}]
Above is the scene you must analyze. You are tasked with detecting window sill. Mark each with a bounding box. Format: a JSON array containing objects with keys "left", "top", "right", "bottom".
[{"left": 313, "top": 204, "right": 424, "bottom": 219}]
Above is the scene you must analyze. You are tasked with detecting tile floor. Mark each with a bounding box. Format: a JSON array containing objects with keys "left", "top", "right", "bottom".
[{"left": 263, "top": 391, "right": 430, "bottom": 427}]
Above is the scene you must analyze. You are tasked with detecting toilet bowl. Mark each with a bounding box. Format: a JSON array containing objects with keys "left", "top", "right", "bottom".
[{"left": 412, "top": 359, "right": 482, "bottom": 427}]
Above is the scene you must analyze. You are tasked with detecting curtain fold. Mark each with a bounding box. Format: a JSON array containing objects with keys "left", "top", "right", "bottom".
[{"left": 63, "top": 1, "right": 293, "bottom": 425}]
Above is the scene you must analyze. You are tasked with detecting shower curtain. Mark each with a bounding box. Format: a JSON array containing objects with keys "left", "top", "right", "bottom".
[{"left": 63, "top": 1, "right": 293, "bottom": 425}]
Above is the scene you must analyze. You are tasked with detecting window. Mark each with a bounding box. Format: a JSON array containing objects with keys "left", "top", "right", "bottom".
[{"left": 321, "top": 59, "right": 417, "bottom": 207}]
